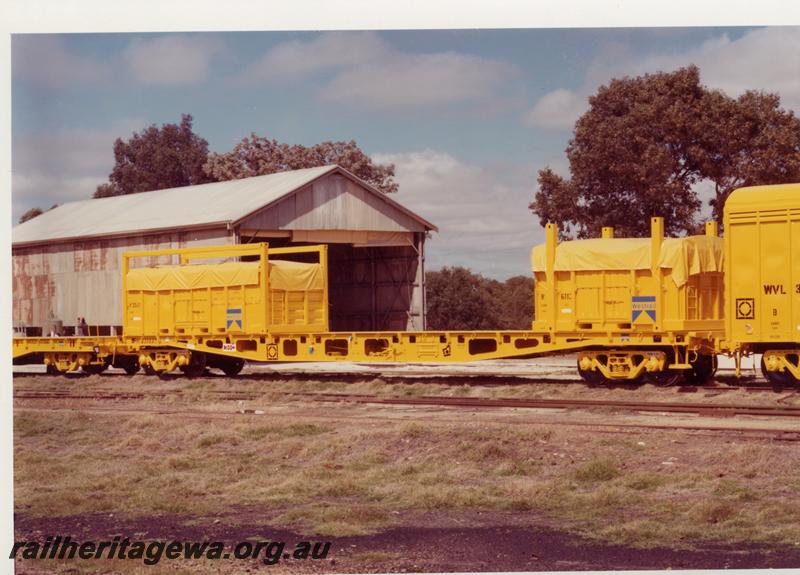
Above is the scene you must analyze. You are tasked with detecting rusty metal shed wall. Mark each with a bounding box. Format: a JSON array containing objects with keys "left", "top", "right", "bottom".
[{"left": 13, "top": 228, "right": 232, "bottom": 330}]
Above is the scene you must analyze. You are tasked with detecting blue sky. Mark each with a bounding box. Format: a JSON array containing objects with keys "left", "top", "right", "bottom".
[{"left": 11, "top": 26, "right": 800, "bottom": 278}]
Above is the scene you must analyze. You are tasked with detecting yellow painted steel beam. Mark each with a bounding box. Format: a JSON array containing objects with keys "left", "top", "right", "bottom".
[{"left": 13, "top": 329, "right": 716, "bottom": 365}]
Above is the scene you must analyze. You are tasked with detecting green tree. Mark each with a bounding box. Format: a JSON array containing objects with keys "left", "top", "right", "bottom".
[
  {"left": 498, "top": 275, "right": 535, "bottom": 329},
  {"left": 701, "top": 90, "right": 800, "bottom": 221},
  {"left": 532, "top": 66, "right": 800, "bottom": 238},
  {"left": 17, "top": 204, "right": 59, "bottom": 224},
  {"left": 94, "top": 114, "right": 213, "bottom": 197},
  {"left": 426, "top": 267, "right": 534, "bottom": 330},
  {"left": 426, "top": 267, "right": 500, "bottom": 330},
  {"left": 204, "top": 134, "right": 398, "bottom": 193},
  {"left": 18, "top": 207, "right": 43, "bottom": 224}
]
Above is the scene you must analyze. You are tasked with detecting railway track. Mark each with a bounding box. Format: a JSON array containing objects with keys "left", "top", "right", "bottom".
[
  {"left": 12, "top": 366, "right": 785, "bottom": 393},
  {"left": 14, "top": 396, "right": 800, "bottom": 443},
  {"left": 307, "top": 392, "right": 800, "bottom": 418},
  {"left": 13, "top": 386, "right": 800, "bottom": 419}
]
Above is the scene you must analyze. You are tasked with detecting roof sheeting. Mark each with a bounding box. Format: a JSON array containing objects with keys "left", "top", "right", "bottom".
[{"left": 13, "top": 165, "right": 436, "bottom": 246}]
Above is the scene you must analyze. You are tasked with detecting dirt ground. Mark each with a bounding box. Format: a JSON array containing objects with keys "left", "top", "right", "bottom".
[
  {"left": 14, "top": 509, "right": 800, "bottom": 573},
  {"left": 12, "top": 361, "right": 800, "bottom": 573}
]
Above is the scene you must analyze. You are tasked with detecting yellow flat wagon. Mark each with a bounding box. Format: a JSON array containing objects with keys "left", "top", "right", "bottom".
[{"left": 531, "top": 218, "right": 724, "bottom": 383}]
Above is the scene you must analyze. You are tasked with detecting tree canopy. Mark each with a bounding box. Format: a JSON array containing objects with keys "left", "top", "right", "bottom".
[
  {"left": 425, "top": 267, "right": 533, "bottom": 330},
  {"left": 18, "top": 207, "right": 43, "bottom": 224},
  {"left": 531, "top": 66, "right": 800, "bottom": 238},
  {"left": 204, "top": 135, "right": 398, "bottom": 194},
  {"left": 94, "top": 114, "right": 213, "bottom": 198},
  {"left": 18, "top": 204, "right": 59, "bottom": 224},
  {"left": 94, "top": 118, "right": 398, "bottom": 197}
]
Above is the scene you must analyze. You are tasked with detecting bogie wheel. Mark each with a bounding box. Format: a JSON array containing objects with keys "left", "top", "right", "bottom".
[
  {"left": 684, "top": 354, "right": 717, "bottom": 385},
  {"left": 82, "top": 361, "right": 108, "bottom": 375},
  {"left": 643, "top": 370, "right": 684, "bottom": 386},
  {"left": 81, "top": 364, "right": 99, "bottom": 375},
  {"left": 122, "top": 361, "right": 140, "bottom": 375},
  {"left": 46, "top": 364, "right": 63, "bottom": 376},
  {"left": 761, "top": 356, "right": 795, "bottom": 390},
  {"left": 577, "top": 363, "right": 606, "bottom": 384},
  {"left": 143, "top": 364, "right": 157, "bottom": 376},
  {"left": 220, "top": 358, "right": 245, "bottom": 377},
  {"left": 115, "top": 356, "right": 141, "bottom": 375},
  {"left": 181, "top": 352, "right": 207, "bottom": 379}
]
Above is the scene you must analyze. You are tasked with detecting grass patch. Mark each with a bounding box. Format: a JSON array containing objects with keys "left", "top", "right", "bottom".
[
  {"left": 692, "top": 500, "right": 738, "bottom": 525},
  {"left": 714, "top": 479, "right": 759, "bottom": 502},
  {"left": 574, "top": 458, "right": 620, "bottom": 483},
  {"left": 624, "top": 472, "right": 669, "bottom": 491},
  {"left": 14, "top": 412, "right": 90, "bottom": 438},
  {"left": 243, "top": 423, "right": 331, "bottom": 440},
  {"left": 197, "top": 433, "right": 238, "bottom": 448},
  {"left": 14, "top": 388, "right": 800, "bottom": 551}
]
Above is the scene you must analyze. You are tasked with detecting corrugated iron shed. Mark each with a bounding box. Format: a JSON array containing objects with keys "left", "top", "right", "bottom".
[
  {"left": 13, "top": 165, "right": 436, "bottom": 246},
  {"left": 13, "top": 164, "right": 436, "bottom": 334}
]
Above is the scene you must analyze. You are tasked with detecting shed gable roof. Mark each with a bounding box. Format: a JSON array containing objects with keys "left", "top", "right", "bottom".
[{"left": 13, "top": 165, "right": 436, "bottom": 246}]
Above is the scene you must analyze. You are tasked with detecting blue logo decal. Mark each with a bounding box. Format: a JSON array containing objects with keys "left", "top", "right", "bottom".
[
  {"left": 631, "top": 296, "right": 656, "bottom": 323},
  {"left": 226, "top": 308, "right": 243, "bottom": 330}
]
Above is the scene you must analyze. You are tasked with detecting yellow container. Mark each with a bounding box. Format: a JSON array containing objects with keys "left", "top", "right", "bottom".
[
  {"left": 123, "top": 244, "right": 328, "bottom": 337},
  {"left": 724, "top": 183, "right": 800, "bottom": 347},
  {"left": 531, "top": 218, "right": 724, "bottom": 336}
]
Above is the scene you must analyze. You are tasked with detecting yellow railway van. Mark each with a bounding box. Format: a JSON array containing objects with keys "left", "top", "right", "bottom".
[
  {"left": 724, "top": 183, "right": 800, "bottom": 385},
  {"left": 12, "top": 182, "right": 800, "bottom": 387}
]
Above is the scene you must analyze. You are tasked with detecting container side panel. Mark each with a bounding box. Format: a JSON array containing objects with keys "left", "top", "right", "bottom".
[
  {"left": 759, "top": 220, "right": 791, "bottom": 341},
  {"left": 728, "top": 220, "right": 760, "bottom": 342},
  {"left": 793, "top": 219, "right": 800, "bottom": 340}
]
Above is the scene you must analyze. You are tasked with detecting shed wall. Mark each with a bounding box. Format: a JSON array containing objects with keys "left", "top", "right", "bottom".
[
  {"left": 13, "top": 228, "right": 231, "bottom": 333},
  {"left": 328, "top": 242, "right": 424, "bottom": 332},
  {"left": 241, "top": 175, "right": 427, "bottom": 233}
]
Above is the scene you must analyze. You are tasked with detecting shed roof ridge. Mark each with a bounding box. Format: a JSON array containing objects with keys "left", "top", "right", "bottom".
[{"left": 13, "top": 164, "right": 440, "bottom": 246}]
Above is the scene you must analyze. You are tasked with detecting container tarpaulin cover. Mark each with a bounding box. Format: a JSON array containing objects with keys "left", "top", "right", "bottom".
[
  {"left": 127, "top": 262, "right": 261, "bottom": 291},
  {"left": 127, "top": 260, "right": 323, "bottom": 291},
  {"left": 268, "top": 260, "right": 324, "bottom": 291},
  {"left": 530, "top": 236, "right": 724, "bottom": 287}
]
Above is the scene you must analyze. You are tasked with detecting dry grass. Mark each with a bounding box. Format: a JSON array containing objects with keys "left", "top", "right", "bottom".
[{"left": 13, "top": 376, "right": 800, "bottom": 550}]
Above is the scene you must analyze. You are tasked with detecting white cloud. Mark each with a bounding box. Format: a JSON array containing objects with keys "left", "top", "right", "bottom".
[
  {"left": 243, "top": 32, "right": 518, "bottom": 111},
  {"left": 523, "top": 26, "right": 800, "bottom": 130},
  {"left": 634, "top": 27, "right": 800, "bottom": 111},
  {"left": 325, "top": 51, "right": 516, "bottom": 110},
  {"left": 12, "top": 36, "right": 108, "bottom": 87},
  {"left": 522, "top": 88, "right": 588, "bottom": 130},
  {"left": 692, "top": 178, "right": 717, "bottom": 221},
  {"left": 242, "top": 32, "right": 387, "bottom": 82},
  {"left": 123, "top": 35, "right": 224, "bottom": 85},
  {"left": 12, "top": 119, "right": 148, "bottom": 223},
  {"left": 374, "top": 150, "right": 541, "bottom": 278}
]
